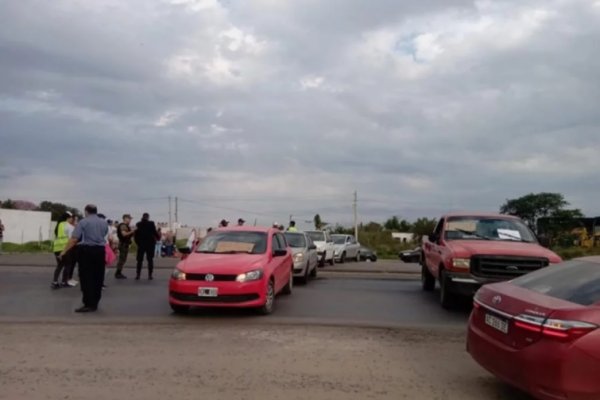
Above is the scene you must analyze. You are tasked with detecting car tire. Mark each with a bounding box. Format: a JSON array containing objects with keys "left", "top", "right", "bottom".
[
  {"left": 439, "top": 269, "right": 456, "bottom": 309},
  {"left": 170, "top": 303, "right": 190, "bottom": 314},
  {"left": 371, "top": 256, "right": 377, "bottom": 262},
  {"left": 309, "top": 262, "right": 318, "bottom": 278},
  {"left": 299, "top": 262, "right": 310, "bottom": 285},
  {"left": 339, "top": 252, "right": 346, "bottom": 264},
  {"left": 258, "top": 279, "right": 276, "bottom": 315},
  {"left": 319, "top": 254, "right": 325, "bottom": 268},
  {"left": 421, "top": 264, "right": 435, "bottom": 292},
  {"left": 282, "top": 268, "right": 293, "bottom": 295}
]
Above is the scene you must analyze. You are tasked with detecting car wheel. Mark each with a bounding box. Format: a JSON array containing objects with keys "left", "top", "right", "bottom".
[
  {"left": 439, "top": 269, "right": 456, "bottom": 309},
  {"left": 421, "top": 264, "right": 435, "bottom": 292},
  {"left": 258, "top": 279, "right": 276, "bottom": 315},
  {"left": 339, "top": 252, "right": 346, "bottom": 264},
  {"left": 299, "top": 262, "right": 310, "bottom": 285},
  {"left": 309, "top": 262, "right": 318, "bottom": 278},
  {"left": 282, "top": 268, "right": 293, "bottom": 295},
  {"left": 319, "top": 254, "right": 325, "bottom": 268},
  {"left": 371, "top": 256, "right": 377, "bottom": 262},
  {"left": 170, "top": 303, "right": 190, "bottom": 314}
]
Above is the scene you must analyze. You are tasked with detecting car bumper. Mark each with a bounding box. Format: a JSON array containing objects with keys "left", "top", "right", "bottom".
[
  {"left": 293, "top": 261, "right": 307, "bottom": 277},
  {"left": 467, "top": 315, "right": 600, "bottom": 400},
  {"left": 169, "top": 279, "right": 266, "bottom": 308},
  {"left": 444, "top": 271, "right": 500, "bottom": 296}
]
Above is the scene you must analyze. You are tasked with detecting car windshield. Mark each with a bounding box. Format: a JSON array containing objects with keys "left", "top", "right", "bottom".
[
  {"left": 444, "top": 217, "right": 537, "bottom": 242},
  {"left": 196, "top": 231, "right": 267, "bottom": 254},
  {"left": 284, "top": 233, "right": 306, "bottom": 248},
  {"left": 306, "top": 231, "right": 325, "bottom": 242},
  {"left": 332, "top": 235, "right": 346, "bottom": 244},
  {"left": 512, "top": 261, "right": 600, "bottom": 306}
]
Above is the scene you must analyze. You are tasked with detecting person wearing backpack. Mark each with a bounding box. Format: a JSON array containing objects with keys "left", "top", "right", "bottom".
[{"left": 114, "top": 214, "right": 136, "bottom": 279}]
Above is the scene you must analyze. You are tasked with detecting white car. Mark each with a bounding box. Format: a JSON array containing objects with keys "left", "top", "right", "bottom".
[
  {"left": 284, "top": 231, "right": 319, "bottom": 284},
  {"left": 331, "top": 234, "right": 361, "bottom": 263},
  {"left": 305, "top": 230, "right": 335, "bottom": 266}
]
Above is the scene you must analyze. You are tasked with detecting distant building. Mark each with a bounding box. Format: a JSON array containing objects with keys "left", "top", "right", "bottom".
[{"left": 391, "top": 232, "right": 414, "bottom": 243}]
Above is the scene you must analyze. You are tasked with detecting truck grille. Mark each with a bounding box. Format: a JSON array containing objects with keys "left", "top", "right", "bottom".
[{"left": 471, "top": 255, "right": 549, "bottom": 279}]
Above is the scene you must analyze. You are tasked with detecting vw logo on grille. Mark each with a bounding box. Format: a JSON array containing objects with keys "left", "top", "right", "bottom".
[
  {"left": 492, "top": 295, "right": 502, "bottom": 305},
  {"left": 205, "top": 274, "right": 215, "bottom": 282}
]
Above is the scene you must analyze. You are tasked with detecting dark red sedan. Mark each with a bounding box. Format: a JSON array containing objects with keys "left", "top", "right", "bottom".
[{"left": 467, "top": 257, "right": 600, "bottom": 400}]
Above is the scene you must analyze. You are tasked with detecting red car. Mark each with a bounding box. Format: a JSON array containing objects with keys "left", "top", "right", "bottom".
[
  {"left": 467, "top": 257, "right": 600, "bottom": 400},
  {"left": 169, "top": 226, "right": 294, "bottom": 315}
]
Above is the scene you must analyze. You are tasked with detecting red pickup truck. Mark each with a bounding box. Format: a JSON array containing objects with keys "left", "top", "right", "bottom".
[{"left": 421, "top": 213, "right": 562, "bottom": 309}]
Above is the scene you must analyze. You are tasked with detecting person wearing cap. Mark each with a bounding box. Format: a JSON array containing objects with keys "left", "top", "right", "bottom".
[
  {"left": 115, "top": 214, "right": 136, "bottom": 279},
  {"left": 51, "top": 211, "right": 76, "bottom": 289},
  {"left": 134, "top": 213, "right": 159, "bottom": 280},
  {"left": 237, "top": 218, "right": 245, "bottom": 226},
  {"left": 219, "top": 219, "right": 229, "bottom": 228},
  {"left": 59, "top": 204, "right": 108, "bottom": 313},
  {"left": 287, "top": 220, "right": 298, "bottom": 232}
]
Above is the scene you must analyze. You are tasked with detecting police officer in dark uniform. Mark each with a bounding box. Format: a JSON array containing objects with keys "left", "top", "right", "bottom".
[
  {"left": 60, "top": 204, "right": 108, "bottom": 313},
  {"left": 115, "top": 214, "right": 136, "bottom": 279},
  {"left": 134, "top": 213, "right": 159, "bottom": 280}
]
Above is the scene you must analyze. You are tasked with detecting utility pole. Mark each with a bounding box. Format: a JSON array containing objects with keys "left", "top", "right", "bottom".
[
  {"left": 175, "top": 196, "right": 178, "bottom": 224},
  {"left": 353, "top": 190, "right": 358, "bottom": 240},
  {"left": 168, "top": 196, "right": 172, "bottom": 229}
]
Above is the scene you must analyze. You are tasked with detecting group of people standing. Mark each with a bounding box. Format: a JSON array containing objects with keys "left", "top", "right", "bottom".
[{"left": 52, "top": 205, "right": 162, "bottom": 313}]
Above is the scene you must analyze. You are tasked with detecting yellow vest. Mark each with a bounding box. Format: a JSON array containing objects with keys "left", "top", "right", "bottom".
[
  {"left": 53, "top": 222, "right": 69, "bottom": 252},
  {"left": 287, "top": 227, "right": 298, "bottom": 232}
]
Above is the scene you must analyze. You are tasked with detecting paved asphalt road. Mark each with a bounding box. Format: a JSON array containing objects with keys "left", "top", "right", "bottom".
[{"left": 0, "top": 264, "right": 469, "bottom": 327}]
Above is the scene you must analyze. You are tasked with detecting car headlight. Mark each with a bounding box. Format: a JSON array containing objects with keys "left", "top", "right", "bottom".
[
  {"left": 452, "top": 258, "right": 470, "bottom": 270},
  {"left": 293, "top": 252, "right": 305, "bottom": 263},
  {"left": 171, "top": 268, "right": 186, "bottom": 281},
  {"left": 236, "top": 269, "right": 264, "bottom": 283}
]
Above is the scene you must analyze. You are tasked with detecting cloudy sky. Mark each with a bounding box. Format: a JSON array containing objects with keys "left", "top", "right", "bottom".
[{"left": 1, "top": 0, "right": 599, "bottom": 228}]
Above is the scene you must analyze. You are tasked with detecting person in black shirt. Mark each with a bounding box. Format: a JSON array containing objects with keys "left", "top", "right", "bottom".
[
  {"left": 134, "top": 213, "right": 159, "bottom": 280},
  {"left": 115, "top": 214, "right": 136, "bottom": 279}
]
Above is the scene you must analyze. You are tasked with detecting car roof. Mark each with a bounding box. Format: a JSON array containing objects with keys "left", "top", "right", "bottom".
[{"left": 442, "top": 212, "right": 520, "bottom": 220}]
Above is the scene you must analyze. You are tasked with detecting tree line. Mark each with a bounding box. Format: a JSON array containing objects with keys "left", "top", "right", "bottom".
[{"left": 0, "top": 199, "right": 80, "bottom": 221}]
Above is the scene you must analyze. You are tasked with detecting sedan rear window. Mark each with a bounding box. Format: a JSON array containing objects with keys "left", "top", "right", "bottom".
[{"left": 512, "top": 261, "right": 600, "bottom": 306}]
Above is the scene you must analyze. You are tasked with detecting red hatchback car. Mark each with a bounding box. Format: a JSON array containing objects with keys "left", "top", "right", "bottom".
[
  {"left": 169, "top": 227, "right": 293, "bottom": 315},
  {"left": 467, "top": 257, "right": 600, "bottom": 400}
]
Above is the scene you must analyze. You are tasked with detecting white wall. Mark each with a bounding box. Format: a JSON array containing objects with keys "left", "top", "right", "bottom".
[
  {"left": 0, "top": 209, "right": 52, "bottom": 244},
  {"left": 392, "top": 232, "right": 415, "bottom": 243}
]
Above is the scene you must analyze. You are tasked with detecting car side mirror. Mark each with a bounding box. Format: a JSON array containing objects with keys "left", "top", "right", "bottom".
[
  {"left": 429, "top": 234, "right": 438, "bottom": 243},
  {"left": 273, "top": 249, "right": 288, "bottom": 257},
  {"left": 309, "top": 244, "right": 317, "bottom": 250}
]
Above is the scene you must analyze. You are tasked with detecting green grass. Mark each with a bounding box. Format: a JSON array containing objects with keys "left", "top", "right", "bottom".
[
  {"left": 552, "top": 246, "right": 600, "bottom": 261},
  {"left": 2, "top": 241, "right": 54, "bottom": 253},
  {"left": 357, "top": 231, "right": 417, "bottom": 259}
]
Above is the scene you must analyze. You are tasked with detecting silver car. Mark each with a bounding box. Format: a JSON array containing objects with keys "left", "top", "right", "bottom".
[{"left": 284, "top": 231, "right": 319, "bottom": 284}]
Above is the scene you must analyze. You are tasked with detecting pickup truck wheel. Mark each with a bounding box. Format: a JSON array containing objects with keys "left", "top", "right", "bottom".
[
  {"left": 318, "top": 253, "right": 325, "bottom": 267},
  {"left": 421, "top": 264, "right": 435, "bottom": 292},
  {"left": 439, "top": 270, "right": 456, "bottom": 309},
  {"left": 339, "top": 252, "right": 346, "bottom": 264}
]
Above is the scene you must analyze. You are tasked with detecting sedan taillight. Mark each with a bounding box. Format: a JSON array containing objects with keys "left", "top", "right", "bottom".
[{"left": 514, "top": 314, "right": 597, "bottom": 342}]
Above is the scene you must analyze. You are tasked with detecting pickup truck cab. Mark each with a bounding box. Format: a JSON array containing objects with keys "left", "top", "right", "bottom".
[
  {"left": 421, "top": 213, "right": 562, "bottom": 309},
  {"left": 331, "top": 234, "right": 360, "bottom": 263}
]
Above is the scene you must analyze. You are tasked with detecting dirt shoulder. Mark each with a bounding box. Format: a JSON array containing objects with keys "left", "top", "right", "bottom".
[{"left": 0, "top": 323, "right": 529, "bottom": 400}]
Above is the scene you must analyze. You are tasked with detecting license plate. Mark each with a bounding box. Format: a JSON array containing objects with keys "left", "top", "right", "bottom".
[
  {"left": 198, "top": 287, "right": 218, "bottom": 297},
  {"left": 485, "top": 313, "right": 509, "bottom": 334}
]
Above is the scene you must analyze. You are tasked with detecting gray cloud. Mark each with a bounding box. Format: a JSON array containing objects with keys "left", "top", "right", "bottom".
[{"left": 1, "top": 0, "right": 599, "bottom": 227}]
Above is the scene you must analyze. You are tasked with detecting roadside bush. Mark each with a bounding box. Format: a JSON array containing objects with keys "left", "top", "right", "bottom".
[{"left": 553, "top": 246, "right": 600, "bottom": 261}]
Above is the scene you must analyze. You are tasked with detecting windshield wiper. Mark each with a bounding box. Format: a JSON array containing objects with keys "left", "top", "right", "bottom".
[{"left": 455, "top": 229, "right": 491, "bottom": 240}]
